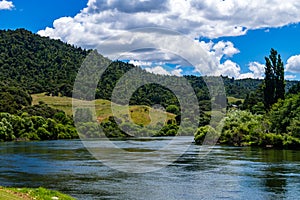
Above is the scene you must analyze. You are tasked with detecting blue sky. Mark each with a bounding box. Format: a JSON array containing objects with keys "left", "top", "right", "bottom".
[
  {"left": 0, "top": 0, "right": 87, "bottom": 32},
  {"left": 1, "top": 0, "right": 300, "bottom": 80},
  {"left": 217, "top": 25, "right": 300, "bottom": 79}
]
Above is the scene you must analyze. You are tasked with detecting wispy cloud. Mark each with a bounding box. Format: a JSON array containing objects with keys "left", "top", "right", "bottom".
[{"left": 285, "top": 74, "right": 296, "bottom": 79}]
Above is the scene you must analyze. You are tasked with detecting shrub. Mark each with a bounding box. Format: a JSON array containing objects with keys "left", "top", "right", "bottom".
[{"left": 194, "top": 125, "right": 218, "bottom": 145}]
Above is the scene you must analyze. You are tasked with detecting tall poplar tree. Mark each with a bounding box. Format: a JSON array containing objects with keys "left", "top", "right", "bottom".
[{"left": 264, "top": 48, "right": 285, "bottom": 111}]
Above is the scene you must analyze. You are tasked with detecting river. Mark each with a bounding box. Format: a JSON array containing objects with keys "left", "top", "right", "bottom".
[{"left": 0, "top": 137, "right": 300, "bottom": 199}]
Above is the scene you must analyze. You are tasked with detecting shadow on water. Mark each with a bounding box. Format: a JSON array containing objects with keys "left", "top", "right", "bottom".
[
  {"left": 255, "top": 148, "right": 300, "bottom": 197},
  {"left": 227, "top": 147, "right": 300, "bottom": 199}
]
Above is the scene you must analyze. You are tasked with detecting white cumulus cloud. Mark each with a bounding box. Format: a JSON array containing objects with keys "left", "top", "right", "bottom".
[
  {"left": 238, "top": 62, "right": 265, "bottom": 79},
  {"left": 171, "top": 68, "right": 183, "bottom": 76},
  {"left": 128, "top": 60, "right": 152, "bottom": 67},
  {"left": 38, "top": 0, "right": 300, "bottom": 43},
  {"left": 145, "top": 66, "right": 171, "bottom": 76},
  {"left": 212, "top": 41, "right": 240, "bottom": 60},
  {"left": 0, "top": 0, "right": 14, "bottom": 10},
  {"left": 144, "top": 65, "right": 183, "bottom": 76},
  {"left": 286, "top": 55, "right": 300, "bottom": 73},
  {"left": 37, "top": 0, "right": 300, "bottom": 79},
  {"left": 216, "top": 60, "right": 241, "bottom": 78},
  {"left": 196, "top": 40, "right": 243, "bottom": 78}
]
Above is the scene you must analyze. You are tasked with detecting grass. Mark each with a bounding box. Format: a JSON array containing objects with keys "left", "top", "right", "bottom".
[
  {"left": 32, "top": 93, "right": 74, "bottom": 116},
  {"left": 227, "top": 96, "right": 244, "bottom": 104},
  {"left": 0, "top": 187, "right": 75, "bottom": 200},
  {"left": 32, "top": 93, "right": 175, "bottom": 126}
]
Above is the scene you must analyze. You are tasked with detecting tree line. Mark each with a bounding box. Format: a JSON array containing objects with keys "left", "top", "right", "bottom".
[{"left": 195, "top": 49, "right": 300, "bottom": 149}]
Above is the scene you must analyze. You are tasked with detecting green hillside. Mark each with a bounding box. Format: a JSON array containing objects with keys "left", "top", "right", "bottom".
[
  {"left": 32, "top": 93, "right": 175, "bottom": 126},
  {"left": 2, "top": 28, "right": 296, "bottom": 107},
  {"left": 0, "top": 28, "right": 89, "bottom": 95}
]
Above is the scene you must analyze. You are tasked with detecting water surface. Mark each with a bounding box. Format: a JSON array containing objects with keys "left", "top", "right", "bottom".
[{"left": 0, "top": 137, "right": 299, "bottom": 199}]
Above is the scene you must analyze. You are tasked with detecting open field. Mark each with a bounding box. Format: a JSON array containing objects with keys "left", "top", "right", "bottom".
[
  {"left": 227, "top": 96, "right": 244, "bottom": 104},
  {"left": 32, "top": 93, "right": 175, "bottom": 126}
]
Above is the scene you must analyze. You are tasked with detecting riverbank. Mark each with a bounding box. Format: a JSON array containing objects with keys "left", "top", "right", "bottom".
[{"left": 0, "top": 187, "right": 75, "bottom": 200}]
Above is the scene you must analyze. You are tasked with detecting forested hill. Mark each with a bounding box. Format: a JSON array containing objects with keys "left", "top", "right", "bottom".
[
  {"left": 0, "top": 29, "right": 297, "bottom": 104},
  {"left": 0, "top": 28, "right": 90, "bottom": 95}
]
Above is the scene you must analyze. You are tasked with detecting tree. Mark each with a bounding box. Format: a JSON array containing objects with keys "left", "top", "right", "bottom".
[
  {"left": 269, "top": 92, "right": 300, "bottom": 134},
  {"left": 287, "top": 82, "right": 300, "bottom": 95},
  {"left": 0, "top": 92, "right": 19, "bottom": 114},
  {"left": 264, "top": 48, "right": 285, "bottom": 110},
  {"left": 194, "top": 125, "right": 218, "bottom": 144},
  {"left": 166, "top": 105, "right": 180, "bottom": 115},
  {"left": 0, "top": 118, "right": 14, "bottom": 141},
  {"left": 274, "top": 52, "right": 285, "bottom": 100},
  {"left": 242, "top": 84, "right": 265, "bottom": 114}
]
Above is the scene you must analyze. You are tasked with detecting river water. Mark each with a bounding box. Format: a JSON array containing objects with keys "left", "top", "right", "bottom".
[{"left": 0, "top": 137, "right": 299, "bottom": 200}]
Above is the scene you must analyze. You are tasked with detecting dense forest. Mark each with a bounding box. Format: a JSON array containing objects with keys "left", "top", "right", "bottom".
[{"left": 0, "top": 29, "right": 300, "bottom": 148}]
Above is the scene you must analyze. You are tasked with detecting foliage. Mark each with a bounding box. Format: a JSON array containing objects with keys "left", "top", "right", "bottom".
[
  {"left": 0, "top": 86, "right": 32, "bottom": 114},
  {"left": 194, "top": 125, "right": 218, "bottom": 144},
  {"left": 21, "top": 102, "right": 72, "bottom": 123},
  {"left": 166, "top": 105, "right": 180, "bottom": 115},
  {"left": 218, "top": 110, "right": 267, "bottom": 146},
  {"left": 195, "top": 108, "right": 300, "bottom": 149},
  {"left": 76, "top": 122, "right": 103, "bottom": 138},
  {"left": 6, "top": 187, "right": 75, "bottom": 200},
  {"left": 153, "top": 119, "right": 179, "bottom": 136},
  {"left": 0, "top": 29, "right": 90, "bottom": 95},
  {"left": 287, "top": 82, "right": 300, "bottom": 95},
  {"left": 99, "top": 116, "right": 131, "bottom": 137},
  {"left": 76, "top": 116, "right": 182, "bottom": 138},
  {"left": 0, "top": 29, "right": 294, "bottom": 111},
  {"left": 0, "top": 87, "right": 77, "bottom": 142},
  {"left": 263, "top": 48, "right": 285, "bottom": 110},
  {"left": 241, "top": 84, "right": 265, "bottom": 114},
  {"left": 0, "top": 112, "right": 78, "bottom": 142},
  {"left": 268, "top": 92, "right": 300, "bottom": 136}
]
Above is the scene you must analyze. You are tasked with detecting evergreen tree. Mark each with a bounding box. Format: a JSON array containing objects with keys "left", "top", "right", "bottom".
[
  {"left": 274, "top": 54, "right": 285, "bottom": 100},
  {"left": 264, "top": 48, "right": 285, "bottom": 110}
]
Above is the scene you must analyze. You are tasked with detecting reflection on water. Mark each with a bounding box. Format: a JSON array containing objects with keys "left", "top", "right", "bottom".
[{"left": 0, "top": 138, "right": 300, "bottom": 199}]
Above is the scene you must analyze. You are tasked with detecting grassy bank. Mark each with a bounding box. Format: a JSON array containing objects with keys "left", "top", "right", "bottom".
[{"left": 0, "top": 187, "right": 75, "bottom": 200}]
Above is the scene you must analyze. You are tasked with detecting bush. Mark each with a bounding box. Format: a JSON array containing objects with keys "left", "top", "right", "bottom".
[
  {"left": 283, "top": 135, "right": 300, "bottom": 149},
  {"left": 194, "top": 125, "right": 218, "bottom": 145},
  {"left": 218, "top": 110, "right": 267, "bottom": 146},
  {"left": 154, "top": 123, "right": 178, "bottom": 136},
  {"left": 166, "top": 105, "right": 180, "bottom": 115}
]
